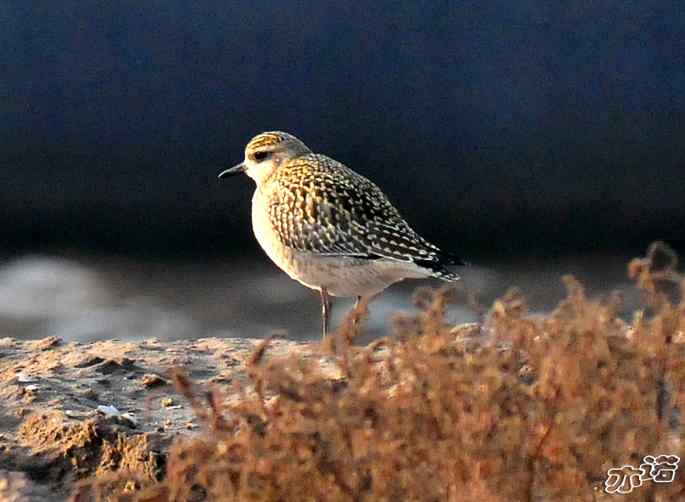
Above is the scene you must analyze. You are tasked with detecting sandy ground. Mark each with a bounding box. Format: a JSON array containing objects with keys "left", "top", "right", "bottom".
[{"left": 0, "top": 335, "right": 340, "bottom": 499}]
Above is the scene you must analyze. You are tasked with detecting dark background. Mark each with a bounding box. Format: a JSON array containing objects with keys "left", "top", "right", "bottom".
[
  {"left": 0, "top": 0, "right": 685, "bottom": 255},
  {"left": 2, "top": 1, "right": 684, "bottom": 342},
  {"left": 2, "top": 1, "right": 684, "bottom": 260}
]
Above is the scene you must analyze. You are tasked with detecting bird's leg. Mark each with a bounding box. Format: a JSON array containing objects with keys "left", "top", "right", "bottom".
[
  {"left": 352, "top": 296, "right": 363, "bottom": 330},
  {"left": 320, "top": 287, "right": 332, "bottom": 339},
  {"left": 354, "top": 296, "right": 362, "bottom": 310}
]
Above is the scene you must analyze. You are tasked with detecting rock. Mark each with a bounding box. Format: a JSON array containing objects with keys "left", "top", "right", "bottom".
[
  {"left": 141, "top": 373, "right": 168, "bottom": 389},
  {"left": 74, "top": 356, "right": 105, "bottom": 368},
  {"left": 95, "top": 357, "right": 135, "bottom": 374},
  {"left": 30, "top": 336, "right": 62, "bottom": 351}
]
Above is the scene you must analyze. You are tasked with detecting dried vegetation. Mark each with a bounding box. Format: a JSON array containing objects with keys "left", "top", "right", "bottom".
[{"left": 73, "top": 243, "right": 685, "bottom": 501}]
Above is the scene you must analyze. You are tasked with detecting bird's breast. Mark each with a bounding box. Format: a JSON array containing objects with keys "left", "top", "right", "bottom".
[{"left": 251, "top": 190, "right": 294, "bottom": 274}]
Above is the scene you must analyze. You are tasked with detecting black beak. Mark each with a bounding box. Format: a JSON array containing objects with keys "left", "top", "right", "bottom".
[{"left": 218, "top": 163, "right": 246, "bottom": 179}]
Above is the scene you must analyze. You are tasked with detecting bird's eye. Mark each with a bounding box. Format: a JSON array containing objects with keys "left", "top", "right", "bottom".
[{"left": 253, "top": 151, "right": 270, "bottom": 162}]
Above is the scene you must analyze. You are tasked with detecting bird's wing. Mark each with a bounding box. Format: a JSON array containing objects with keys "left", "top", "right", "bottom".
[{"left": 268, "top": 155, "right": 462, "bottom": 268}]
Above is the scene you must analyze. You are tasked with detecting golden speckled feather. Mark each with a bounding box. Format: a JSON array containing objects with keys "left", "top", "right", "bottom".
[{"left": 266, "top": 153, "right": 461, "bottom": 278}]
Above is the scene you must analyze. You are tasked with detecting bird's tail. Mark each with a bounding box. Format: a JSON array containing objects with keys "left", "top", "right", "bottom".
[
  {"left": 414, "top": 250, "right": 466, "bottom": 282},
  {"left": 430, "top": 267, "right": 461, "bottom": 282}
]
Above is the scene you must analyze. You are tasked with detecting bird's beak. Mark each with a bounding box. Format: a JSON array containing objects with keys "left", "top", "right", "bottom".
[{"left": 218, "top": 163, "right": 246, "bottom": 179}]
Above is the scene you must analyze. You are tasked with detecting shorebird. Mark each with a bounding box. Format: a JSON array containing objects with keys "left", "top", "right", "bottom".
[{"left": 219, "top": 131, "right": 464, "bottom": 338}]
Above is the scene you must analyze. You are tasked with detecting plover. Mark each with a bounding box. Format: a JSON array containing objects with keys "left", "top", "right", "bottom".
[{"left": 219, "top": 131, "right": 464, "bottom": 338}]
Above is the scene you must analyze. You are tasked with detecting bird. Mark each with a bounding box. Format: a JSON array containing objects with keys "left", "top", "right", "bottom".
[{"left": 218, "top": 131, "right": 464, "bottom": 338}]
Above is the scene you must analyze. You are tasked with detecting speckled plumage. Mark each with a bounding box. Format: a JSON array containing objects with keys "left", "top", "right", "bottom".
[
  {"left": 268, "top": 154, "right": 459, "bottom": 270},
  {"left": 219, "top": 131, "right": 464, "bottom": 336}
]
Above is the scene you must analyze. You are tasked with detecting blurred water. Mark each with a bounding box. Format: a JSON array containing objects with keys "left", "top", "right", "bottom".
[{"left": 0, "top": 251, "right": 643, "bottom": 343}]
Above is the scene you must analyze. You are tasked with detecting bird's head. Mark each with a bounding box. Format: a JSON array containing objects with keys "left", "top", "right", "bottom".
[{"left": 219, "top": 131, "right": 311, "bottom": 185}]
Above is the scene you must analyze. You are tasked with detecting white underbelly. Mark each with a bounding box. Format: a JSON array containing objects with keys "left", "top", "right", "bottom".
[
  {"left": 251, "top": 190, "right": 295, "bottom": 276},
  {"left": 251, "top": 190, "right": 428, "bottom": 298}
]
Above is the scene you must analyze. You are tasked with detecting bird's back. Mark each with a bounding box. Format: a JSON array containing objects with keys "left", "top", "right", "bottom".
[{"left": 260, "top": 153, "right": 462, "bottom": 281}]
